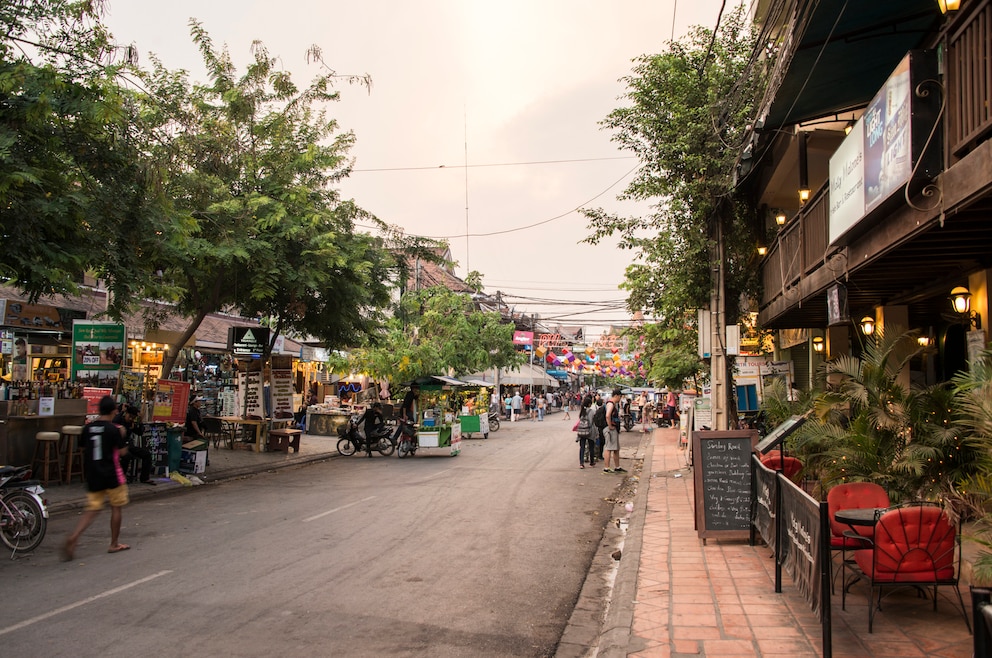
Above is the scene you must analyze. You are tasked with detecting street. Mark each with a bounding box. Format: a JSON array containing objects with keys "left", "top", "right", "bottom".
[{"left": 0, "top": 417, "right": 628, "bottom": 657}]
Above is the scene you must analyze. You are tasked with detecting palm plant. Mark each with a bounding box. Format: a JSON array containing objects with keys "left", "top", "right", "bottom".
[{"left": 793, "top": 329, "right": 983, "bottom": 503}]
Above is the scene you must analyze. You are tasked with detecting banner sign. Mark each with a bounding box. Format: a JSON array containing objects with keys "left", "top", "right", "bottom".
[
  {"left": 83, "top": 386, "right": 114, "bottom": 415},
  {"left": 152, "top": 379, "right": 190, "bottom": 424},
  {"left": 512, "top": 331, "right": 533, "bottom": 346},
  {"left": 779, "top": 477, "right": 823, "bottom": 620},
  {"left": 72, "top": 321, "right": 125, "bottom": 388},
  {"left": 753, "top": 456, "right": 778, "bottom": 553},
  {"left": 236, "top": 370, "right": 264, "bottom": 417}
]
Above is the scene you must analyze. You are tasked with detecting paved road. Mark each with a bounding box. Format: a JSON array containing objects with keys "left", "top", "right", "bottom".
[{"left": 0, "top": 418, "right": 629, "bottom": 657}]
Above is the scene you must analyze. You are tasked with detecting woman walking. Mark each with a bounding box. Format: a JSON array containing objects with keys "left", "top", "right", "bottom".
[
  {"left": 578, "top": 394, "right": 597, "bottom": 468},
  {"left": 562, "top": 395, "right": 571, "bottom": 420}
]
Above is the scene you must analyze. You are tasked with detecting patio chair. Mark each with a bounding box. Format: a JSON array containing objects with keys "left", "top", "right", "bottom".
[
  {"left": 758, "top": 452, "right": 804, "bottom": 482},
  {"left": 202, "top": 416, "right": 231, "bottom": 450},
  {"left": 849, "top": 502, "right": 970, "bottom": 633},
  {"left": 827, "top": 482, "right": 890, "bottom": 596}
]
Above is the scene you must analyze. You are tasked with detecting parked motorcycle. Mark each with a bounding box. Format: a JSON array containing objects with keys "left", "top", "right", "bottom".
[
  {"left": 337, "top": 416, "right": 395, "bottom": 457},
  {"left": 487, "top": 411, "right": 500, "bottom": 432},
  {"left": 0, "top": 464, "right": 48, "bottom": 555},
  {"left": 395, "top": 419, "right": 419, "bottom": 458},
  {"left": 621, "top": 412, "right": 635, "bottom": 432}
]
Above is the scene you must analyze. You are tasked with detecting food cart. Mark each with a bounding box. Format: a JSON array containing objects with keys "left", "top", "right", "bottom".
[
  {"left": 408, "top": 376, "right": 465, "bottom": 456},
  {"left": 454, "top": 378, "right": 492, "bottom": 439}
]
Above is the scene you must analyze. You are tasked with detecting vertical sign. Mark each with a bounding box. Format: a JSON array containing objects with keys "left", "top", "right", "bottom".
[
  {"left": 236, "top": 370, "right": 264, "bottom": 417},
  {"left": 72, "top": 321, "right": 125, "bottom": 389},
  {"left": 270, "top": 369, "right": 294, "bottom": 417}
]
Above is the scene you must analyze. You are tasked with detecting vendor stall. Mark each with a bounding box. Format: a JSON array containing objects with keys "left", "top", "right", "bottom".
[
  {"left": 454, "top": 380, "right": 492, "bottom": 439},
  {"left": 407, "top": 376, "right": 465, "bottom": 456}
]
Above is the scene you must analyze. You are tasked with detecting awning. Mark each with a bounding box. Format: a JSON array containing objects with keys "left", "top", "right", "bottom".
[
  {"left": 498, "top": 363, "right": 559, "bottom": 387},
  {"left": 759, "top": 0, "right": 938, "bottom": 131},
  {"left": 432, "top": 375, "right": 469, "bottom": 387}
]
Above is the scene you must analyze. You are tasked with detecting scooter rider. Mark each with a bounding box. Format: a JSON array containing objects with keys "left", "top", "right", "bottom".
[
  {"left": 392, "top": 384, "right": 419, "bottom": 442},
  {"left": 359, "top": 402, "right": 385, "bottom": 457}
]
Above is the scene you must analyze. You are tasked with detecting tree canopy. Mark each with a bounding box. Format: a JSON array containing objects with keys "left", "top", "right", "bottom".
[{"left": 583, "top": 7, "right": 766, "bottom": 386}]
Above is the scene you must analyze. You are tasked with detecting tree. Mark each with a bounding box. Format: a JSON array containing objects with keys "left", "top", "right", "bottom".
[
  {"left": 640, "top": 322, "right": 705, "bottom": 391},
  {"left": 134, "top": 22, "right": 402, "bottom": 374},
  {"left": 583, "top": 7, "right": 765, "bottom": 422},
  {"left": 0, "top": 0, "right": 172, "bottom": 307},
  {"left": 348, "top": 287, "right": 523, "bottom": 383}
]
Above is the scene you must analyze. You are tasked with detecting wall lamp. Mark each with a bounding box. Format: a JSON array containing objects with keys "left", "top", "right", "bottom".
[
  {"left": 950, "top": 286, "right": 982, "bottom": 329},
  {"left": 812, "top": 336, "right": 825, "bottom": 353},
  {"left": 757, "top": 245, "right": 768, "bottom": 256},
  {"left": 775, "top": 211, "right": 787, "bottom": 226},
  {"left": 937, "top": 0, "right": 961, "bottom": 14},
  {"left": 859, "top": 315, "right": 875, "bottom": 336}
]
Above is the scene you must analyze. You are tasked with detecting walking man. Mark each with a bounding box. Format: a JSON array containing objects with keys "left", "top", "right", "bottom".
[
  {"left": 603, "top": 389, "right": 625, "bottom": 474},
  {"left": 62, "top": 395, "right": 130, "bottom": 560}
]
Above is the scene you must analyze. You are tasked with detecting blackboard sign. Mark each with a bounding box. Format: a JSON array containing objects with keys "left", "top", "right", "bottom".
[{"left": 693, "top": 430, "right": 759, "bottom": 540}]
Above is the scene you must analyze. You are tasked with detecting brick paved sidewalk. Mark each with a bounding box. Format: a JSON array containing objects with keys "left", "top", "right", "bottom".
[{"left": 625, "top": 428, "right": 973, "bottom": 658}]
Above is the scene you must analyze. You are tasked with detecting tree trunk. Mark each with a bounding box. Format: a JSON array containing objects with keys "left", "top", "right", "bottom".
[{"left": 159, "top": 308, "right": 209, "bottom": 382}]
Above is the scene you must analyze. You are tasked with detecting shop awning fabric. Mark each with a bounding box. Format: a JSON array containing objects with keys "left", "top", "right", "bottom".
[{"left": 494, "top": 363, "right": 559, "bottom": 387}]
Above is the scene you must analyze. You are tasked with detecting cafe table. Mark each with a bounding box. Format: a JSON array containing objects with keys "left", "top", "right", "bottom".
[
  {"left": 834, "top": 507, "right": 888, "bottom": 528},
  {"left": 210, "top": 416, "right": 291, "bottom": 452}
]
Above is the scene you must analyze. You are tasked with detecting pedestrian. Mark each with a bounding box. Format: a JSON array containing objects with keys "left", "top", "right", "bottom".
[
  {"left": 61, "top": 395, "right": 131, "bottom": 560},
  {"left": 359, "top": 402, "right": 385, "bottom": 457},
  {"left": 511, "top": 390, "right": 522, "bottom": 421},
  {"left": 593, "top": 393, "right": 605, "bottom": 460},
  {"left": 578, "top": 394, "right": 596, "bottom": 468},
  {"left": 666, "top": 388, "right": 679, "bottom": 424},
  {"left": 504, "top": 393, "right": 512, "bottom": 420},
  {"left": 642, "top": 399, "right": 655, "bottom": 433},
  {"left": 523, "top": 391, "right": 532, "bottom": 419},
  {"left": 603, "top": 388, "right": 625, "bottom": 474},
  {"left": 562, "top": 395, "right": 571, "bottom": 420},
  {"left": 392, "top": 384, "right": 419, "bottom": 442},
  {"left": 536, "top": 395, "right": 546, "bottom": 421},
  {"left": 113, "top": 404, "right": 154, "bottom": 485}
]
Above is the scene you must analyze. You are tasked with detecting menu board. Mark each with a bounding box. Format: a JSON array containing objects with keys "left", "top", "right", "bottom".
[
  {"left": 152, "top": 379, "right": 190, "bottom": 423},
  {"left": 692, "top": 430, "right": 759, "bottom": 540},
  {"left": 270, "top": 369, "right": 294, "bottom": 417}
]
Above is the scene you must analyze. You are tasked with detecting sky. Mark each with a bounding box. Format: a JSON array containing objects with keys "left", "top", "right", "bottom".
[{"left": 102, "top": 0, "right": 727, "bottom": 339}]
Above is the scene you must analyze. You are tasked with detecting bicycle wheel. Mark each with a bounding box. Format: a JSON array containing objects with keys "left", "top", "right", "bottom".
[
  {"left": 337, "top": 437, "right": 357, "bottom": 456},
  {"left": 0, "top": 491, "right": 47, "bottom": 553},
  {"left": 489, "top": 417, "right": 500, "bottom": 432}
]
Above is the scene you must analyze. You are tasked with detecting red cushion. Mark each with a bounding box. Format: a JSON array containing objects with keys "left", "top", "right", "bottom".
[
  {"left": 854, "top": 506, "right": 957, "bottom": 583},
  {"left": 827, "top": 482, "right": 890, "bottom": 540}
]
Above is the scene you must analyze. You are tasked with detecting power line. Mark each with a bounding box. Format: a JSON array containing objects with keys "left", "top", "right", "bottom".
[{"left": 352, "top": 156, "right": 635, "bottom": 173}]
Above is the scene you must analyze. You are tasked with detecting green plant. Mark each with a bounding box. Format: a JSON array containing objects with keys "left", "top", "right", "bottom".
[{"left": 792, "top": 329, "right": 983, "bottom": 503}]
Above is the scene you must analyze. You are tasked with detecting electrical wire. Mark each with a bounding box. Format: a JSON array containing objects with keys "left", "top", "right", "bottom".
[{"left": 352, "top": 156, "right": 635, "bottom": 172}]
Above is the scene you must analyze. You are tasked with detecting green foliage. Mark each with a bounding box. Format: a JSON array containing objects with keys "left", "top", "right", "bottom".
[
  {"left": 583, "top": 6, "right": 764, "bottom": 329},
  {"left": 0, "top": 1, "right": 171, "bottom": 306},
  {"left": 640, "top": 321, "right": 705, "bottom": 390},
  {"left": 792, "top": 330, "right": 984, "bottom": 503},
  {"left": 133, "top": 22, "right": 402, "bottom": 371},
  {"left": 348, "top": 287, "right": 523, "bottom": 383}
]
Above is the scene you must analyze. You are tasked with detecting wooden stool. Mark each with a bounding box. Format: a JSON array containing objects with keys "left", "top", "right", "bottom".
[
  {"left": 62, "top": 425, "right": 86, "bottom": 485},
  {"left": 32, "top": 431, "right": 63, "bottom": 486},
  {"left": 267, "top": 428, "right": 302, "bottom": 453}
]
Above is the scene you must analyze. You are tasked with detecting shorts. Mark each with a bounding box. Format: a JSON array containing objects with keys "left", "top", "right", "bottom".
[
  {"left": 85, "top": 484, "right": 130, "bottom": 512},
  {"left": 603, "top": 427, "right": 620, "bottom": 451}
]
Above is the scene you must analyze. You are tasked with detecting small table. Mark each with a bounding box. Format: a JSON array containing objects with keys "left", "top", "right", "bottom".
[
  {"left": 211, "top": 416, "right": 269, "bottom": 452},
  {"left": 835, "top": 507, "right": 888, "bottom": 527}
]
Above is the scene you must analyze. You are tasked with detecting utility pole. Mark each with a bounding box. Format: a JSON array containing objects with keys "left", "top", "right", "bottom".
[{"left": 710, "top": 217, "right": 728, "bottom": 431}]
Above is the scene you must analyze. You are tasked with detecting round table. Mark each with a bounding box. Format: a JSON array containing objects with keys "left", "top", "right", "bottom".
[{"left": 835, "top": 507, "right": 888, "bottom": 527}]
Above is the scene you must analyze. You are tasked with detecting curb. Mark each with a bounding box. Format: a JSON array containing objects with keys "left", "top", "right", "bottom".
[
  {"left": 46, "top": 451, "right": 340, "bottom": 517},
  {"left": 556, "top": 429, "right": 654, "bottom": 658}
]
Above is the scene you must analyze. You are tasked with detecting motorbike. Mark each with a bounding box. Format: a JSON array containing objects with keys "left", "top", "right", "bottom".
[
  {"left": 337, "top": 415, "right": 395, "bottom": 457},
  {"left": 395, "top": 418, "right": 419, "bottom": 458},
  {"left": 487, "top": 410, "right": 500, "bottom": 432},
  {"left": 621, "top": 412, "right": 635, "bottom": 432},
  {"left": 0, "top": 464, "right": 48, "bottom": 555}
]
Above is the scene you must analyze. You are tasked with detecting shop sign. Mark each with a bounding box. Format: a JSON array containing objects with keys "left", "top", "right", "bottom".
[
  {"left": 83, "top": 386, "right": 114, "bottom": 415},
  {"left": 300, "top": 345, "right": 329, "bottom": 362},
  {"left": 71, "top": 321, "right": 124, "bottom": 386},
  {"left": 512, "top": 331, "right": 533, "bottom": 346},
  {"left": 828, "top": 51, "right": 939, "bottom": 245},
  {"left": 236, "top": 369, "right": 264, "bottom": 416},
  {"left": 270, "top": 369, "right": 294, "bottom": 417},
  {"left": 538, "top": 333, "right": 568, "bottom": 348},
  {"left": 0, "top": 299, "right": 74, "bottom": 330},
  {"left": 228, "top": 326, "right": 270, "bottom": 357},
  {"left": 152, "top": 379, "right": 190, "bottom": 423}
]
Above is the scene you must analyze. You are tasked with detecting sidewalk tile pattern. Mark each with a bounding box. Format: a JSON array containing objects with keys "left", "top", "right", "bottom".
[{"left": 629, "top": 430, "right": 973, "bottom": 657}]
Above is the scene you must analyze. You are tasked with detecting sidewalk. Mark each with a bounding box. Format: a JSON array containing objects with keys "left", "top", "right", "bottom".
[
  {"left": 42, "top": 432, "right": 342, "bottom": 515},
  {"left": 597, "top": 428, "right": 974, "bottom": 657}
]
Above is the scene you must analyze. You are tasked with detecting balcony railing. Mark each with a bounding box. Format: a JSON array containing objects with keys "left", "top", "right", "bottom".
[
  {"left": 947, "top": 0, "right": 992, "bottom": 160},
  {"left": 760, "top": 185, "right": 830, "bottom": 311}
]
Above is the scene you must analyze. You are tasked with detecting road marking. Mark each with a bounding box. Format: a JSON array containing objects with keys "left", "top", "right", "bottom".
[
  {"left": 0, "top": 570, "right": 172, "bottom": 637},
  {"left": 421, "top": 469, "right": 452, "bottom": 480},
  {"left": 302, "top": 495, "right": 376, "bottom": 523}
]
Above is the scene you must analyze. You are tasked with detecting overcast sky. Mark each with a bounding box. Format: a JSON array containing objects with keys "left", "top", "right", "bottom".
[{"left": 103, "top": 0, "right": 726, "bottom": 339}]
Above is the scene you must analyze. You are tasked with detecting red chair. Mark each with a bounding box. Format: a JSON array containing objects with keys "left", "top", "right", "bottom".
[
  {"left": 827, "top": 482, "right": 890, "bottom": 595},
  {"left": 849, "top": 503, "right": 970, "bottom": 633},
  {"left": 758, "top": 452, "right": 803, "bottom": 482}
]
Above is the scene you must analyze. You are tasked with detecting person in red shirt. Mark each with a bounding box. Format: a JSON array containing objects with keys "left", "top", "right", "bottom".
[{"left": 523, "top": 392, "right": 532, "bottom": 420}]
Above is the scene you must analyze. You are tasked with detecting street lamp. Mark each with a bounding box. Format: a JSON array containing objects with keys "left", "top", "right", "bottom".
[
  {"left": 859, "top": 315, "right": 875, "bottom": 336},
  {"left": 812, "top": 336, "right": 825, "bottom": 353},
  {"left": 937, "top": 0, "right": 961, "bottom": 13}
]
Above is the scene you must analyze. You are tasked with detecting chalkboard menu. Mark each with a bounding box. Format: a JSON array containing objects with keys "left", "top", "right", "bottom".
[{"left": 692, "top": 430, "right": 759, "bottom": 540}]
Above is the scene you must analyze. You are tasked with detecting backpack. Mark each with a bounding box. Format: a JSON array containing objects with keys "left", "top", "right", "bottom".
[
  {"left": 576, "top": 416, "right": 591, "bottom": 438},
  {"left": 593, "top": 404, "right": 608, "bottom": 429}
]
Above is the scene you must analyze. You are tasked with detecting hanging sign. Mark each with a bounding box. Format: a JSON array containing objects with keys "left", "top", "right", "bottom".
[
  {"left": 228, "top": 326, "right": 270, "bottom": 358},
  {"left": 72, "top": 321, "right": 125, "bottom": 388},
  {"left": 152, "top": 379, "right": 190, "bottom": 423}
]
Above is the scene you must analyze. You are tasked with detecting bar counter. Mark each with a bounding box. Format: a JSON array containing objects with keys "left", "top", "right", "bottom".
[{"left": 0, "top": 399, "right": 88, "bottom": 466}]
